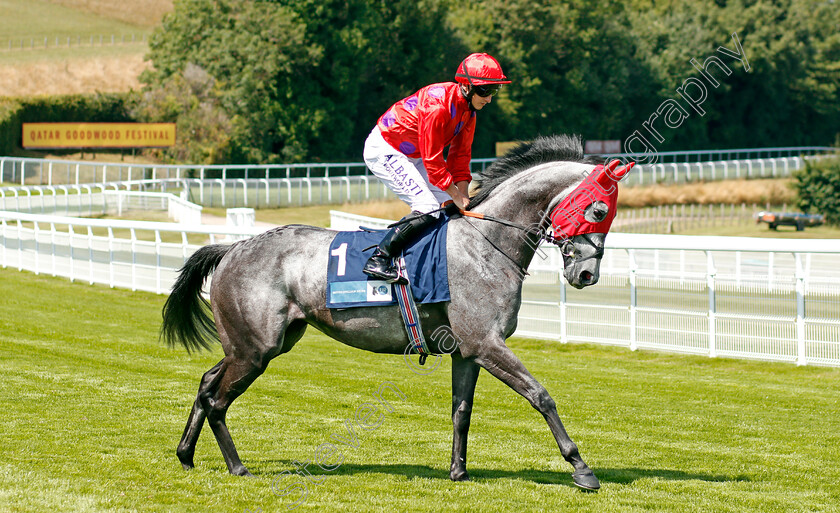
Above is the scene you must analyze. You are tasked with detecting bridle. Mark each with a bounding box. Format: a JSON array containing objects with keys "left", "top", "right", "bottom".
[
  {"left": 456, "top": 207, "right": 579, "bottom": 277},
  {"left": 456, "top": 159, "right": 633, "bottom": 268}
]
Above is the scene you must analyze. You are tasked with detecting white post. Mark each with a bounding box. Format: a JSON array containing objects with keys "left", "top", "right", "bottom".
[
  {"left": 34, "top": 221, "right": 40, "bottom": 275},
  {"left": 108, "top": 227, "right": 115, "bottom": 288},
  {"left": 795, "top": 253, "right": 807, "bottom": 365},
  {"left": 629, "top": 249, "right": 638, "bottom": 351},
  {"left": 155, "top": 230, "right": 162, "bottom": 294},
  {"left": 69, "top": 224, "right": 75, "bottom": 282},
  {"left": 50, "top": 223, "right": 56, "bottom": 277},
  {"left": 130, "top": 228, "right": 137, "bottom": 291},
  {"left": 87, "top": 226, "right": 94, "bottom": 285},
  {"left": 768, "top": 252, "right": 775, "bottom": 293},
  {"left": 1, "top": 219, "right": 6, "bottom": 269},
  {"left": 706, "top": 251, "right": 717, "bottom": 358},
  {"left": 559, "top": 280, "right": 568, "bottom": 344}
]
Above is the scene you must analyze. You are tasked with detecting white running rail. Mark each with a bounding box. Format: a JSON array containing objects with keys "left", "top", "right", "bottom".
[
  {"left": 329, "top": 212, "right": 840, "bottom": 367},
  {"left": 1, "top": 153, "right": 839, "bottom": 367}
]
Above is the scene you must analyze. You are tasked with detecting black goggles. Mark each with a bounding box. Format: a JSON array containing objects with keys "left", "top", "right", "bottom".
[{"left": 472, "top": 83, "right": 502, "bottom": 97}]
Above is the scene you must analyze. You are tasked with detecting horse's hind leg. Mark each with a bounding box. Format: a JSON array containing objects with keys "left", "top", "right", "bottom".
[
  {"left": 200, "top": 355, "right": 267, "bottom": 476},
  {"left": 177, "top": 358, "right": 224, "bottom": 470},
  {"left": 474, "top": 340, "right": 600, "bottom": 490},
  {"left": 450, "top": 354, "right": 480, "bottom": 481},
  {"left": 200, "top": 311, "right": 307, "bottom": 475}
]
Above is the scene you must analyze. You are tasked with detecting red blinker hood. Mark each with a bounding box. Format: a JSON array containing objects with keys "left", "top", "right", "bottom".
[{"left": 549, "top": 160, "right": 634, "bottom": 239}]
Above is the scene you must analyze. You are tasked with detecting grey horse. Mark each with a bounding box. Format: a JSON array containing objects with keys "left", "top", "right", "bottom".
[{"left": 161, "top": 135, "right": 632, "bottom": 491}]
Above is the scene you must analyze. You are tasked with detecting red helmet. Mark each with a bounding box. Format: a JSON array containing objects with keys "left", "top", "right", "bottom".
[{"left": 455, "top": 53, "right": 511, "bottom": 86}]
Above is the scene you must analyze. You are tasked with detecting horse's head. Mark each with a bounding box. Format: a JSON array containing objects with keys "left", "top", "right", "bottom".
[
  {"left": 559, "top": 233, "right": 606, "bottom": 289},
  {"left": 549, "top": 160, "right": 634, "bottom": 289},
  {"left": 466, "top": 136, "right": 633, "bottom": 289}
]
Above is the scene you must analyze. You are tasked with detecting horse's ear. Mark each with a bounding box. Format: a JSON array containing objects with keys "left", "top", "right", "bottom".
[{"left": 612, "top": 161, "right": 635, "bottom": 179}]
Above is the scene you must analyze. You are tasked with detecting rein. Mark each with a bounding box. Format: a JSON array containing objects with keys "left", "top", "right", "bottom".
[
  {"left": 457, "top": 210, "right": 568, "bottom": 247},
  {"left": 456, "top": 209, "right": 580, "bottom": 276},
  {"left": 386, "top": 206, "right": 577, "bottom": 274}
]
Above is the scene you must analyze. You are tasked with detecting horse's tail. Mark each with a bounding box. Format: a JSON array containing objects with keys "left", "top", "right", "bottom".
[{"left": 160, "top": 244, "right": 232, "bottom": 353}]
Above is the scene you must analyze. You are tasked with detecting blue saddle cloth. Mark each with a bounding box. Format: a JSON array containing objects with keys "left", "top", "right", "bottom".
[{"left": 326, "top": 218, "right": 450, "bottom": 308}]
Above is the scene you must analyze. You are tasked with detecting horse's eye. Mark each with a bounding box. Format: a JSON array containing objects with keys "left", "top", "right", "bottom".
[{"left": 584, "top": 201, "right": 609, "bottom": 223}]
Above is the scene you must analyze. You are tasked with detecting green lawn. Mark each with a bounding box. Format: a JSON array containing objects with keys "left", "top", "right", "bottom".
[{"left": 1, "top": 267, "right": 839, "bottom": 512}]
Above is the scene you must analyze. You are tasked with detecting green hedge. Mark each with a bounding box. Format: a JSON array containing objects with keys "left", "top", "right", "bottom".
[
  {"left": 0, "top": 93, "right": 133, "bottom": 156},
  {"left": 794, "top": 156, "right": 840, "bottom": 226},
  {"left": 0, "top": 99, "right": 24, "bottom": 156}
]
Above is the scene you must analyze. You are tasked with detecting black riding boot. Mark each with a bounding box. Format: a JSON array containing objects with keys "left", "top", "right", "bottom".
[{"left": 363, "top": 212, "right": 439, "bottom": 283}]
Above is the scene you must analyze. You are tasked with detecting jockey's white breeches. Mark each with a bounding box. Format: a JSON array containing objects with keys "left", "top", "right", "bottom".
[{"left": 363, "top": 126, "right": 451, "bottom": 214}]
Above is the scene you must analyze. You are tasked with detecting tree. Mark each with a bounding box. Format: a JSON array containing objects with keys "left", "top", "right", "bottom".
[
  {"left": 794, "top": 157, "right": 840, "bottom": 226},
  {"left": 142, "top": 0, "right": 321, "bottom": 163},
  {"left": 140, "top": 0, "right": 840, "bottom": 164}
]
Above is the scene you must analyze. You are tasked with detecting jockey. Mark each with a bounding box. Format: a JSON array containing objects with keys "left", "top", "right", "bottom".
[{"left": 362, "top": 52, "right": 511, "bottom": 283}]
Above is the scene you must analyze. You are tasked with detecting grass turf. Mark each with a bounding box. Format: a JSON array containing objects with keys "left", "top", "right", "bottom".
[
  {"left": 1, "top": 267, "right": 839, "bottom": 512},
  {"left": 0, "top": 0, "right": 150, "bottom": 50}
]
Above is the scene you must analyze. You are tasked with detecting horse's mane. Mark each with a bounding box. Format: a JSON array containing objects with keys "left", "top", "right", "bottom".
[{"left": 468, "top": 134, "right": 599, "bottom": 208}]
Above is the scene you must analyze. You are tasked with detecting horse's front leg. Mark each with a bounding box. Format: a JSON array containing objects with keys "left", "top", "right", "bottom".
[
  {"left": 473, "top": 341, "right": 600, "bottom": 490},
  {"left": 450, "top": 353, "right": 481, "bottom": 481}
]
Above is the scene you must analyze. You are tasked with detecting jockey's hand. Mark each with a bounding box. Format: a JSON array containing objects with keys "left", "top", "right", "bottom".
[
  {"left": 445, "top": 183, "right": 470, "bottom": 211},
  {"left": 443, "top": 201, "right": 461, "bottom": 217}
]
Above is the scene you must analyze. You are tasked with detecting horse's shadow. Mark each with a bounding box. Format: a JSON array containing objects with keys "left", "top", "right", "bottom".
[{"left": 253, "top": 460, "right": 749, "bottom": 488}]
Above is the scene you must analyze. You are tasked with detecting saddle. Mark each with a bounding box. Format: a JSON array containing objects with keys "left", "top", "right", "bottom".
[
  {"left": 326, "top": 220, "right": 450, "bottom": 309},
  {"left": 326, "top": 220, "right": 451, "bottom": 363}
]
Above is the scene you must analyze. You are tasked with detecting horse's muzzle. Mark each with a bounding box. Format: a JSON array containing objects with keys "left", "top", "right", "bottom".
[{"left": 578, "top": 270, "right": 597, "bottom": 286}]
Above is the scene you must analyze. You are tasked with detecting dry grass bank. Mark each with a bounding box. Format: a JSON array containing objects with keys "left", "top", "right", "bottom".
[
  {"left": 0, "top": 52, "right": 148, "bottom": 96},
  {"left": 48, "top": 0, "right": 174, "bottom": 27},
  {"left": 618, "top": 178, "right": 797, "bottom": 208}
]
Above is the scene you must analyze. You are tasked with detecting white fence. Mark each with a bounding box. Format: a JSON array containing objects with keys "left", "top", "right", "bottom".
[
  {"left": 519, "top": 235, "right": 840, "bottom": 367},
  {"left": 619, "top": 156, "right": 811, "bottom": 186},
  {"left": 1, "top": 177, "right": 398, "bottom": 211},
  {"left": 1, "top": 149, "right": 840, "bottom": 367},
  {"left": 0, "top": 183, "right": 203, "bottom": 224},
  {"left": 330, "top": 212, "right": 840, "bottom": 367},
  {"left": 1, "top": 33, "right": 148, "bottom": 51},
  {"left": 0, "top": 211, "right": 264, "bottom": 294},
  {"left": 0, "top": 156, "right": 820, "bottom": 211},
  {"left": 104, "top": 190, "right": 204, "bottom": 225},
  {"left": 2, "top": 147, "right": 836, "bottom": 189},
  {"left": 2, "top": 207, "right": 839, "bottom": 366}
]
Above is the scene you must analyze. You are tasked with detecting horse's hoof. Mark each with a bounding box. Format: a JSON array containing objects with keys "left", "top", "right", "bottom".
[
  {"left": 572, "top": 470, "right": 600, "bottom": 491},
  {"left": 232, "top": 467, "right": 255, "bottom": 477},
  {"left": 177, "top": 452, "right": 195, "bottom": 470},
  {"left": 450, "top": 469, "right": 470, "bottom": 482}
]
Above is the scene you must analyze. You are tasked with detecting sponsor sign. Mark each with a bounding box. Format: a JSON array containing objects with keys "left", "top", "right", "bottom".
[
  {"left": 495, "top": 140, "right": 523, "bottom": 157},
  {"left": 584, "top": 140, "right": 622, "bottom": 154},
  {"left": 22, "top": 122, "right": 176, "bottom": 149},
  {"left": 328, "top": 280, "right": 393, "bottom": 306}
]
